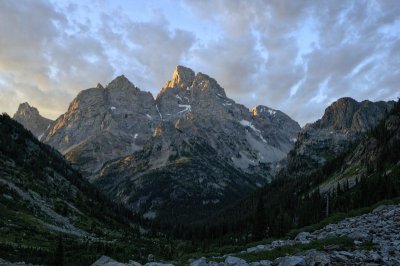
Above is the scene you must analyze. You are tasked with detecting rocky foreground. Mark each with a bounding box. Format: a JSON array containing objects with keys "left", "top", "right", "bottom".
[
  {"left": 1, "top": 204, "right": 399, "bottom": 266},
  {"left": 93, "top": 204, "right": 400, "bottom": 266}
]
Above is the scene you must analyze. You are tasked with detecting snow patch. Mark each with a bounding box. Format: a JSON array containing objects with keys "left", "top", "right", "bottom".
[
  {"left": 268, "top": 109, "right": 276, "bottom": 115},
  {"left": 146, "top": 114, "right": 152, "bottom": 120},
  {"left": 110, "top": 106, "right": 116, "bottom": 110},
  {"left": 134, "top": 133, "right": 139, "bottom": 139},
  {"left": 290, "top": 138, "right": 297, "bottom": 142},
  {"left": 240, "top": 120, "right": 267, "bottom": 143},
  {"left": 178, "top": 104, "right": 191, "bottom": 114},
  {"left": 175, "top": 94, "right": 182, "bottom": 101},
  {"left": 38, "top": 132, "right": 44, "bottom": 141},
  {"left": 155, "top": 104, "right": 162, "bottom": 119}
]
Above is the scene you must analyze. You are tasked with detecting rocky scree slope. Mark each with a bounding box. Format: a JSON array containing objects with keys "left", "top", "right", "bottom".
[
  {"left": 12, "top": 102, "right": 53, "bottom": 140},
  {"left": 40, "top": 66, "right": 300, "bottom": 222},
  {"left": 0, "top": 114, "right": 157, "bottom": 265}
]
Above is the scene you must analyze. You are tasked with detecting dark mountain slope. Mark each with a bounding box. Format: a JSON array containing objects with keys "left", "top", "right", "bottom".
[
  {"left": 178, "top": 99, "right": 400, "bottom": 242},
  {"left": 0, "top": 114, "right": 169, "bottom": 265}
]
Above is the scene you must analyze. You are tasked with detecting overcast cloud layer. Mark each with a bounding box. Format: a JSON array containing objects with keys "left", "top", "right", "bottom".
[{"left": 0, "top": 0, "right": 399, "bottom": 125}]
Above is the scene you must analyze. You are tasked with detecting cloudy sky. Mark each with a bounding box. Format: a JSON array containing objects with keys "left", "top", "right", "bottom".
[{"left": 0, "top": 0, "right": 399, "bottom": 125}]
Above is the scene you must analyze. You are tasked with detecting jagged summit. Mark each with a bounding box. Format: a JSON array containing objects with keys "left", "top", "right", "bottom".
[
  {"left": 14, "top": 102, "right": 40, "bottom": 117},
  {"left": 13, "top": 102, "right": 53, "bottom": 139},
  {"left": 251, "top": 105, "right": 278, "bottom": 117},
  {"left": 317, "top": 97, "right": 394, "bottom": 131},
  {"left": 106, "top": 74, "right": 138, "bottom": 91},
  {"left": 96, "top": 83, "right": 104, "bottom": 89},
  {"left": 164, "top": 65, "right": 195, "bottom": 90}
]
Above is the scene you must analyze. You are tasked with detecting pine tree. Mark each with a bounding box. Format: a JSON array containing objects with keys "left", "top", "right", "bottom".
[
  {"left": 252, "top": 197, "right": 267, "bottom": 240},
  {"left": 53, "top": 236, "right": 64, "bottom": 266}
]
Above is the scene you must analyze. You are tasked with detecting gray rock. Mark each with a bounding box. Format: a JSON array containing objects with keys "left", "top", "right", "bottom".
[
  {"left": 257, "top": 260, "right": 272, "bottom": 266},
  {"left": 144, "top": 263, "right": 174, "bottom": 266},
  {"left": 225, "top": 256, "right": 249, "bottom": 266},
  {"left": 147, "top": 254, "right": 155, "bottom": 262},
  {"left": 303, "top": 249, "right": 330, "bottom": 266},
  {"left": 90, "top": 255, "right": 127, "bottom": 266},
  {"left": 275, "top": 256, "right": 306, "bottom": 266},
  {"left": 190, "top": 257, "right": 207, "bottom": 266},
  {"left": 347, "top": 230, "right": 371, "bottom": 241},
  {"left": 294, "top": 232, "right": 310, "bottom": 244},
  {"left": 128, "top": 261, "right": 142, "bottom": 266}
]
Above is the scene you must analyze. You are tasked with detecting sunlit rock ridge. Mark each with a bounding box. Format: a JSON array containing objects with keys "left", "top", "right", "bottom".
[{"left": 38, "top": 65, "right": 301, "bottom": 221}]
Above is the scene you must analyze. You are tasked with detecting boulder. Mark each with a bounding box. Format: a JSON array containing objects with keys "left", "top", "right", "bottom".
[
  {"left": 303, "top": 249, "right": 330, "bottom": 266},
  {"left": 294, "top": 232, "right": 311, "bottom": 244},
  {"left": 275, "top": 256, "right": 306, "bottom": 266},
  {"left": 190, "top": 257, "right": 207, "bottom": 266},
  {"left": 225, "top": 256, "right": 249, "bottom": 266}
]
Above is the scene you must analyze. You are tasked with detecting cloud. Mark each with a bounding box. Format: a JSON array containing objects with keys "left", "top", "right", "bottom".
[
  {"left": 0, "top": 0, "right": 195, "bottom": 118},
  {"left": 182, "top": 0, "right": 400, "bottom": 124},
  {"left": 0, "top": 0, "right": 399, "bottom": 126}
]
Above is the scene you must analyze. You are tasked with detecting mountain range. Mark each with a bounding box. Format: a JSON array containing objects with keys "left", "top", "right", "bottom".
[
  {"left": 11, "top": 66, "right": 395, "bottom": 224},
  {"left": 17, "top": 66, "right": 300, "bottom": 222},
  {"left": 4, "top": 65, "right": 400, "bottom": 265}
]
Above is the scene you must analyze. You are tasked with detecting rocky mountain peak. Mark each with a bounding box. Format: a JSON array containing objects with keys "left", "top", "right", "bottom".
[
  {"left": 14, "top": 102, "right": 40, "bottom": 117},
  {"left": 106, "top": 74, "right": 138, "bottom": 91},
  {"left": 13, "top": 102, "right": 53, "bottom": 139},
  {"left": 96, "top": 83, "right": 104, "bottom": 89},
  {"left": 251, "top": 105, "right": 278, "bottom": 117},
  {"left": 316, "top": 97, "right": 393, "bottom": 132},
  {"left": 164, "top": 65, "right": 195, "bottom": 90},
  {"left": 318, "top": 97, "right": 360, "bottom": 130}
]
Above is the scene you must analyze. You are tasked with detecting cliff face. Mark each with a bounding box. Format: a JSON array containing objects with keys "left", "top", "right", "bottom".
[{"left": 42, "top": 76, "right": 161, "bottom": 178}]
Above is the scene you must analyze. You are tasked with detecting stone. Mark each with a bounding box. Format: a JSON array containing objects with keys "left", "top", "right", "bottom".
[
  {"left": 147, "top": 254, "right": 155, "bottom": 262},
  {"left": 294, "top": 232, "right": 311, "bottom": 243},
  {"left": 347, "top": 230, "right": 371, "bottom": 241},
  {"left": 190, "top": 257, "right": 207, "bottom": 266},
  {"left": 303, "top": 249, "right": 330, "bottom": 266},
  {"left": 128, "top": 261, "right": 142, "bottom": 266},
  {"left": 225, "top": 256, "right": 249, "bottom": 266},
  {"left": 275, "top": 256, "right": 306, "bottom": 266},
  {"left": 144, "top": 263, "right": 174, "bottom": 266},
  {"left": 90, "top": 255, "right": 127, "bottom": 266}
]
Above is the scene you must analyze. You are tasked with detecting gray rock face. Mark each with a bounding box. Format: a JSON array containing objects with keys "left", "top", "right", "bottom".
[
  {"left": 155, "top": 66, "right": 300, "bottom": 171},
  {"left": 44, "top": 66, "right": 300, "bottom": 220},
  {"left": 13, "top": 102, "right": 53, "bottom": 140},
  {"left": 283, "top": 97, "right": 394, "bottom": 176},
  {"left": 42, "top": 75, "right": 161, "bottom": 178}
]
